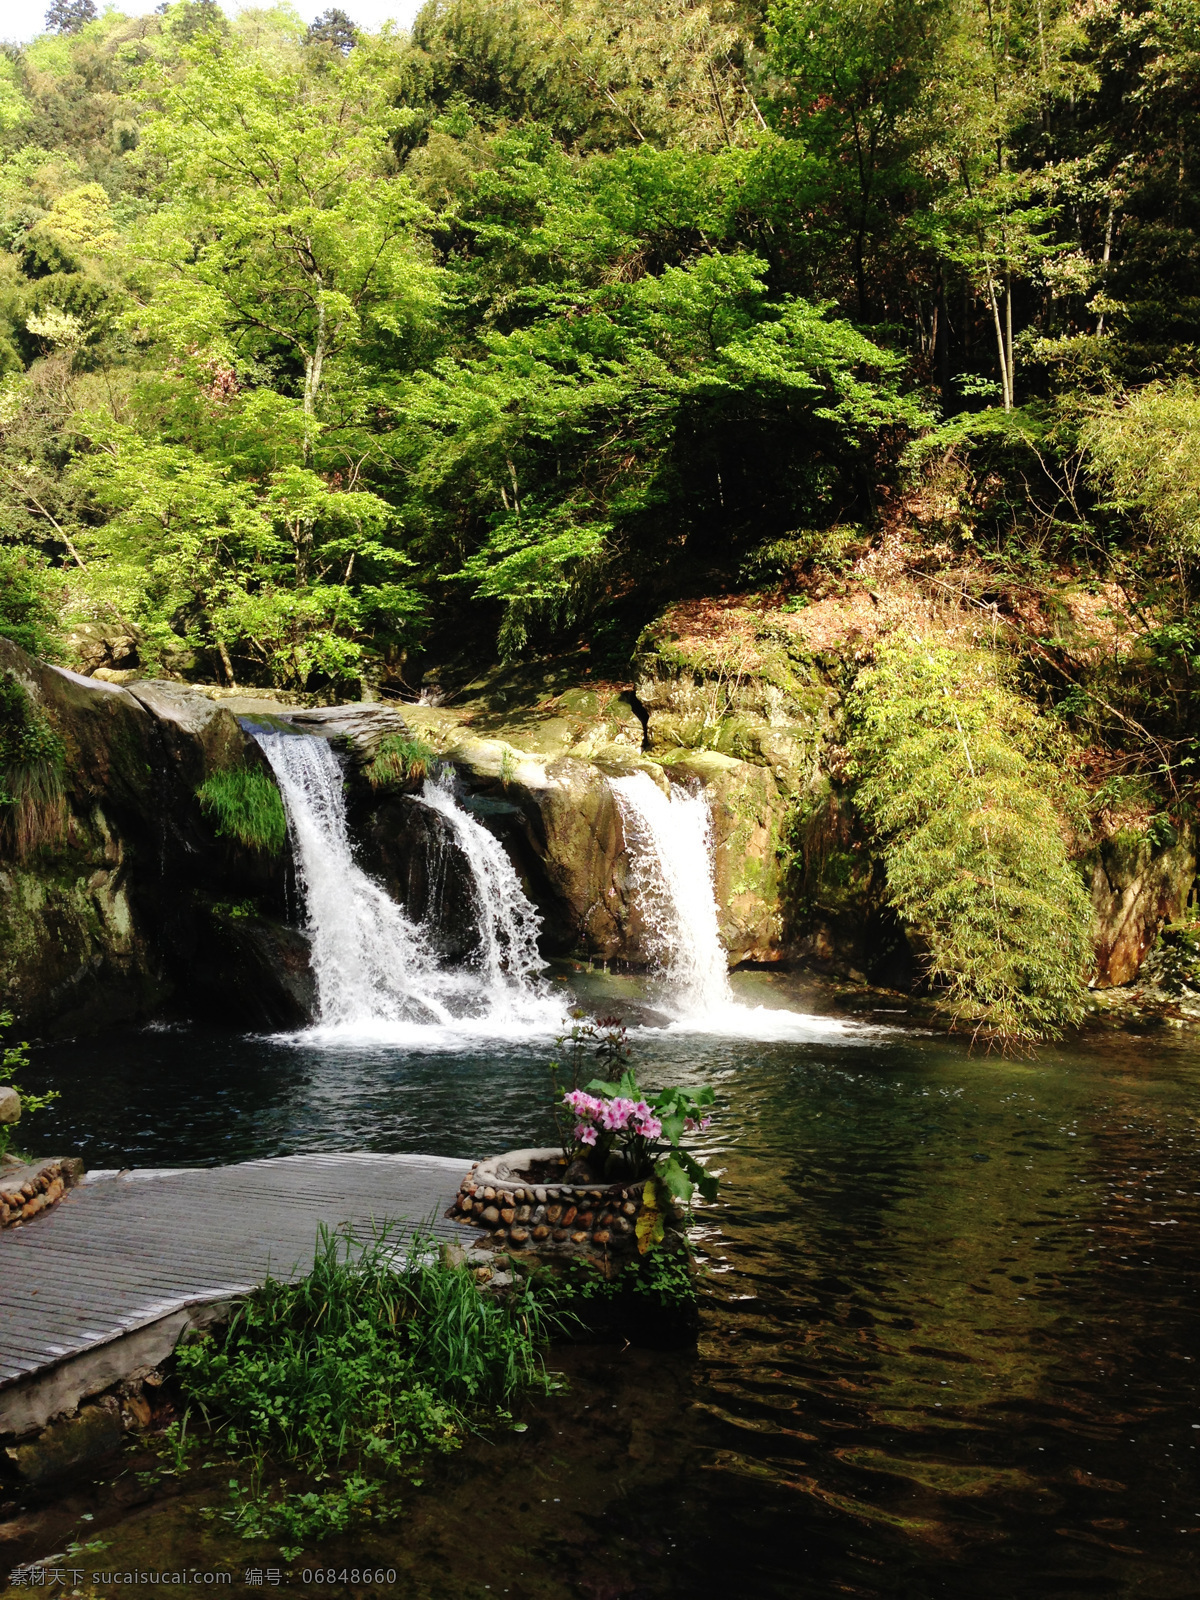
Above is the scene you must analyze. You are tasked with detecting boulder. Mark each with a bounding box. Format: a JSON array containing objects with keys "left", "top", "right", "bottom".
[
  {"left": 1090, "top": 825, "right": 1198, "bottom": 988},
  {"left": 126, "top": 679, "right": 249, "bottom": 784},
  {"left": 0, "top": 639, "right": 313, "bottom": 1035},
  {"left": 0, "top": 640, "right": 170, "bottom": 1033},
  {"left": 357, "top": 793, "right": 483, "bottom": 962}
]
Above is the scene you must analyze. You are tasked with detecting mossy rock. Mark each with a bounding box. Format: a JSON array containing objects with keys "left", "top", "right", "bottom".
[
  {"left": 1089, "top": 822, "right": 1197, "bottom": 987},
  {"left": 0, "top": 639, "right": 301, "bottom": 1034}
]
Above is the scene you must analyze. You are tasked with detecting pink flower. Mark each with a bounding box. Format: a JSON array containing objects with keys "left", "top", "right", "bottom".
[
  {"left": 563, "top": 1089, "right": 604, "bottom": 1120},
  {"left": 684, "top": 1117, "right": 696, "bottom": 1132},
  {"left": 631, "top": 1101, "right": 652, "bottom": 1122},
  {"left": 700, "top": 1116, "right": 712, "bottom": 1130},
  {"left": 601, "top": 1097, "right": 636, "bottom": 1131},
  {"left": 576, "top": 1124, "right": 598, "bottom": 1146},
  {"left": 634, "top": 1114, "right": 663, "bottom": 1141}
]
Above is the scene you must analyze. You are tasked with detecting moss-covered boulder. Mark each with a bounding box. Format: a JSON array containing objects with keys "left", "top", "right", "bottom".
[
  {"left": 0, "top": 638, "right": 310, "bottom": 1034},
  {"left": 632, "top": 603, "right": 830, "bottom": 784}
]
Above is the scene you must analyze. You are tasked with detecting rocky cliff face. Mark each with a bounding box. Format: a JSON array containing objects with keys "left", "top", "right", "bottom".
[
  {"left": 278, "top": 694, "right": 780, "bottom": 969},
  {"left": 0, "top": 638, "right": 313, "bottom": 1035},
  {"left": 292, "top": 702, "right": 649, "bottom": 961},
  {"left": 1089, "top": 826, "right": 1197, "bottom": 989},
  {"left": 6, "top": 601, "right": 1193, "bottom": 1039}
]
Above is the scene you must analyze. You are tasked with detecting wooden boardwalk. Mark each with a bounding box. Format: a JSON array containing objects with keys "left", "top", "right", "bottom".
[{"left": 0, "top": 1153, "right": 471, "bottom": 1430}]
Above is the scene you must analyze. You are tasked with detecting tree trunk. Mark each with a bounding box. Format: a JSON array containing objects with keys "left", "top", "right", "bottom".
[
  {"left": 853, "top": 231, "right": 868, "bottom": 321},
  {"left": 1005, "top": 267, "right": 1014, "bottom": 408},
  {"left": 217, "top": 638, "right": 237, "bottom": 689},
  {"left": 986, "top": 269, "right": 1011, "bottom": 410},
  {"left": 1096, "top": 204, "right": 1116, "bottom": 336},
  {"left": 935, "top": 265, "right": 953, "bottom": 414},
  {"left": 302, "top": 293, "right": 326, "bottom": 464}
]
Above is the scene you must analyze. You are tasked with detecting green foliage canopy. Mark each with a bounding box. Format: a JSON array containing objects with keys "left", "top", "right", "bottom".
[{"left": 0, "top": 0, "right": 1194, "bottom": 699}]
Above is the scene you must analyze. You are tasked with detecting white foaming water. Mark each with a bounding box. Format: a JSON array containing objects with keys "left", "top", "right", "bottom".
[
  {"left": 611, "top": 770, "right": 880, "bottom": 1042},
  {"left": 416, "top": 772, "right": 547, "bottom": 1003},
  {"left": 256, "top": 732, "right": 563, "bottom": 1039},
  {"left": 610, "top": 772, "right": 733, "bottom": 1017}
]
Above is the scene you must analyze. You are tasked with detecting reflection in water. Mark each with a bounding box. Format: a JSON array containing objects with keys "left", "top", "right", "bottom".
[{"left": 22, "top": 970, "right": 1200, "bottom": 1597}]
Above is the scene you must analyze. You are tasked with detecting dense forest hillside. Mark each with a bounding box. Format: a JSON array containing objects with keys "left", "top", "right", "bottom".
[{"left": 1, "top": 0, "right": 1198, "bottom": 1041}]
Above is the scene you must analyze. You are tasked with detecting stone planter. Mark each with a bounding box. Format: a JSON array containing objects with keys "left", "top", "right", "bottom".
[
  {"left": 0, "top": 1156, "right": 85, "bottom": 1228},
  {"left": 446, "top": 1146, "right": 661, "bottom": 1271}
]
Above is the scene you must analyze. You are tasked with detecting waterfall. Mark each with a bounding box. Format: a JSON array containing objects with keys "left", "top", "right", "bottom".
[
  {"left": 416, "top": 772, "right": 544, "bottom": 1001},
  {"left": 255, "top": 732, "right": 558, "bottom": 1035},
  {"left": 609, "top": 772, "right": 733, "bottom": 1018},
  {"left": 610, "top": 771, "right": 883, "bottom": 1041}
]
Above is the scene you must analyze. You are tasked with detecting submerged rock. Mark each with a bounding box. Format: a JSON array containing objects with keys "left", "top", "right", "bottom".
[{"left": 7, "top": 1401, "right": 124, "bottom": 1484}]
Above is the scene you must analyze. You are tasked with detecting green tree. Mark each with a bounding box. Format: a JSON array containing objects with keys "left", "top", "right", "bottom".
[
  {"left": 73, "top": 416, "right": 421, "bottom": 687},
  {"left": 406, "top": 0, "right": 759, "bottom": 154},
  {"left": 305, "top": 8, "right": 359, "bottom": 54},
  {"left": 45, "top": 0, "right": 97, "bottom": 35},
  {"left": 766, "top": 0, "right": 952, "bottom": 319},
  {"left": 135, "top": 39, "right": 438, "bottom": 451},
  {"left": 400, "top": 244, "right": 928, "bottom": 651}
]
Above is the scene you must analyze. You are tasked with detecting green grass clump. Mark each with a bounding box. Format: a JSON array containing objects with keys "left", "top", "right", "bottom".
[
  {"left": 177, "top": 1225, "right": 554, "bottom": 1555},
  {"left": 197, "top": 765, "right": 287, "bottom": 854},
  {"left": 844, "top": 638, "right": 1091, "bottom": 1046},
  {"left": 364, "top": 732, "right": 436, "bottom": 788},
  {"left": 0, "top": 670, "right": 67, "bottom": 858}
]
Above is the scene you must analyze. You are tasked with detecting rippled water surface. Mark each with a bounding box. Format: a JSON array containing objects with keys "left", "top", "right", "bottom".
[{"left": 22, "top": 970, "right": 1200, "bottom": 1598}]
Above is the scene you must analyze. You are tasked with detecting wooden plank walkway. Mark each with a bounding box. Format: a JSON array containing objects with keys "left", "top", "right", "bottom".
[{"left": 0, "top": 1153, "right": 471, "bottom": 1398}]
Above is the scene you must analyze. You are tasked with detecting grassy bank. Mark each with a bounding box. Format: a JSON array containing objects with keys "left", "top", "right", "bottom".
[{"left": 170, "top": 1226, "right": 557, "bottom": 1556}]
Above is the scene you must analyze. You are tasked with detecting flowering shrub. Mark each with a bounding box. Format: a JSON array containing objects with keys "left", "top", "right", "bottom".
[
  {"left": 562, "top": 1075, "right": 717, "bottom": 1205},
  {"left": 549, "top": 1015, "right": 719, "bottom": 1211}
]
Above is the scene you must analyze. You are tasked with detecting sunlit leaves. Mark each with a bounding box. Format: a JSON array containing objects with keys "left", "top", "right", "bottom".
[
  {"left": 132, "top": 39, "right": 439, "bottom": 417},
  {"left": 846, "top": 640, "right": 1092, "bottom": 1043},
  {"left": 1084, "top": 380, "right": 1200, "bottom": 557}
]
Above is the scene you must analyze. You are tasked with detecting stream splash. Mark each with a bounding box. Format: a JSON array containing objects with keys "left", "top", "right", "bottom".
[{"left": 255, "top": 732, "right": 564, "bottom": 1041}]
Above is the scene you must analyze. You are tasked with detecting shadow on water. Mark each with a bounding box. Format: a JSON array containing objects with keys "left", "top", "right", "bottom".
[{"left": 14, "top": 969, "right": 1200, "bottom": 1598}]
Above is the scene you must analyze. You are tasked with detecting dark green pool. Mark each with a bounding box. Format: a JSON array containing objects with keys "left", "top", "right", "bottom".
[{"left": 18, "top": 969, "right": 1200, "bottom": 1598}]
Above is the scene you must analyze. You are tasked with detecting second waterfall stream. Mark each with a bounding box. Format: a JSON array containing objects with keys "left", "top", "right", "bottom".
[
  {"left": 609, "top": 770, "right": 871, "bottom": 1039},
  {"left": 255, "top": 731, "right": 563, "bottom": 1038},
  {"left": 608, "top": 772, "right": 733, "bottom": 1019}
]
